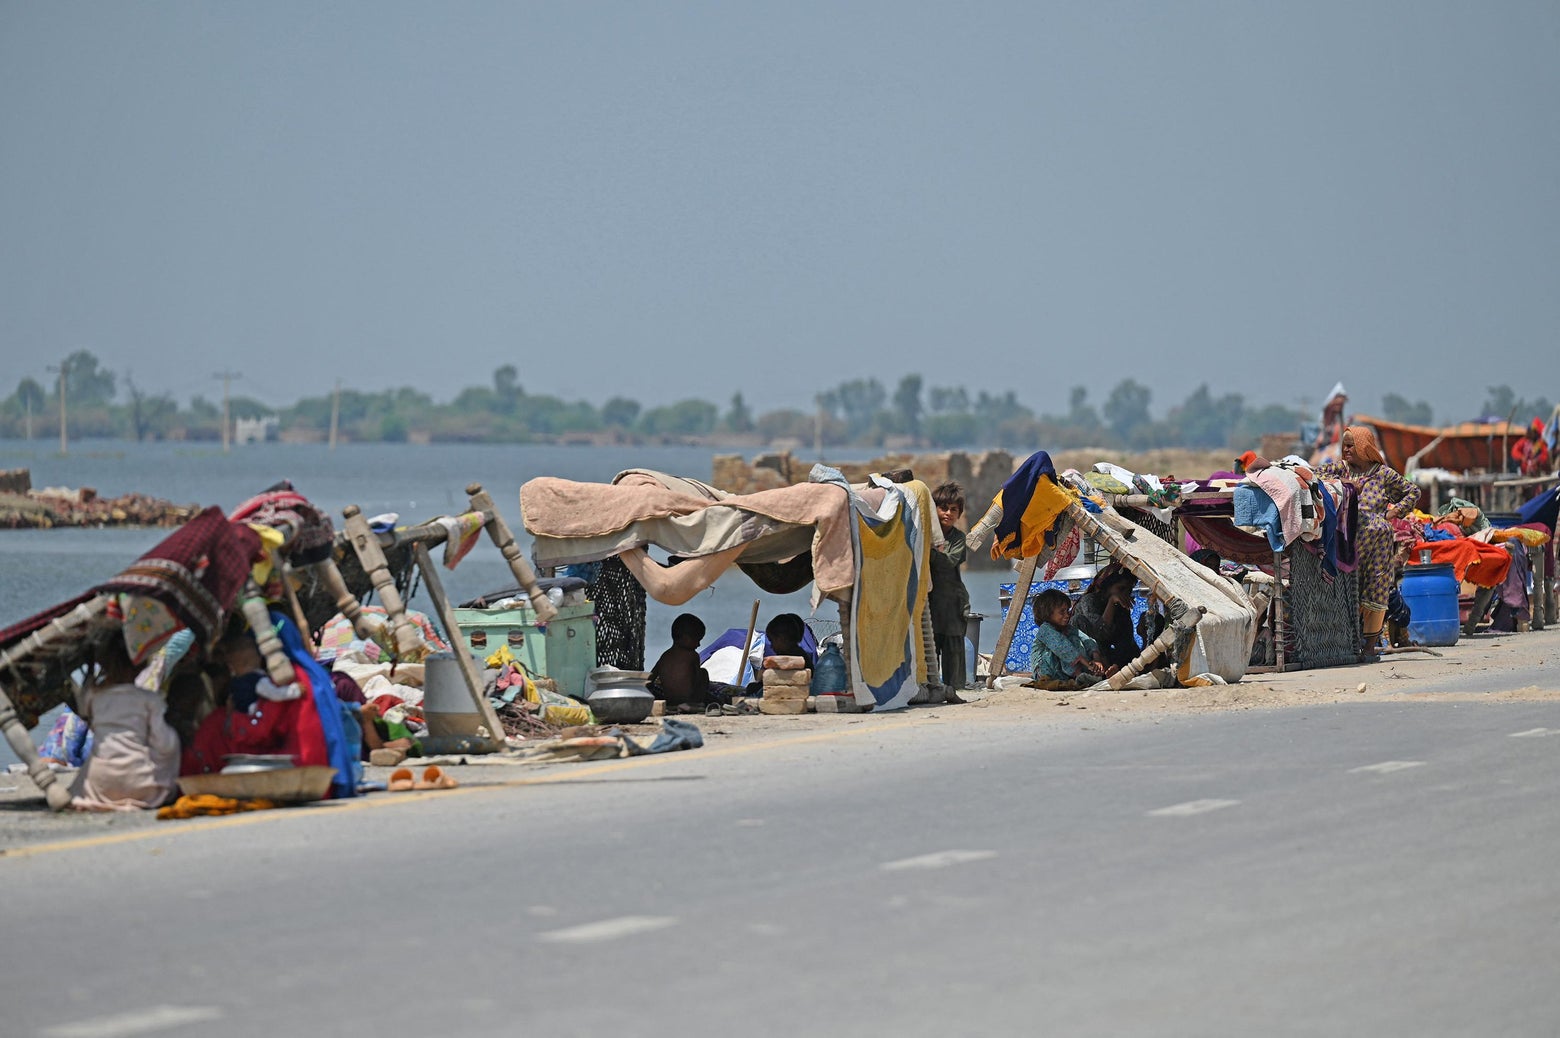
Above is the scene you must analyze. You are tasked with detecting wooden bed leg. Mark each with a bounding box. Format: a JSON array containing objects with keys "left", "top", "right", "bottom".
[
  {"left": 467, "top": 483, "right": 556, "bottom": 622},
  {"left": 238, "top": 579, "right": 299, "bottom": 687},
  {"left": 0, "top": 686, "right": 74, "bottom": 811},
  {"left": 342, "top": 506, "right": 423, "bottom": 659},
  {"left": 312, "top": 557, "right": 378, "bottom": 643}
]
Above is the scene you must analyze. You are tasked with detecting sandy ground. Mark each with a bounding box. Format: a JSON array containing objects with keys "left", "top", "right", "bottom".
[{"left": 3, "top": 624, "right": 1554, "bottom": 852}]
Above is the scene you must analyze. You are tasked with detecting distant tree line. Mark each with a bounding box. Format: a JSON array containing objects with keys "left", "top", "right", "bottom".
[{"left": 0, "top": 351, "right": 1551, "bottom": 451}]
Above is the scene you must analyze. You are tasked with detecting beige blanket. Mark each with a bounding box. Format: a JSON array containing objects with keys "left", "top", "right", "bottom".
[{"left": 521, "top": 471, "right": 859, "bottom": 596}]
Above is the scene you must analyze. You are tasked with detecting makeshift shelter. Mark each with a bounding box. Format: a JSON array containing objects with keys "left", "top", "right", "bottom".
[
  {"left": 520, "top": 466, "right": 938, "bottom": 711},
  {"left": 973, "top": 453, "right": 1258, "bottom": 689},
  {"left": 0, "top": 481, "right": 550, "bottom": 811}
]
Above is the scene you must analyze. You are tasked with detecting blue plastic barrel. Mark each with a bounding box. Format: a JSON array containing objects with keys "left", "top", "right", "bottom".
[{"left": 1399, "top": 563, "right": 1460, "bottom": 646}]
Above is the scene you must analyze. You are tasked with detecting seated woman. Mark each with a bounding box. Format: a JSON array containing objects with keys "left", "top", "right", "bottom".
[
  {"left": 70, "top": 638, "right": 182, "bottom": 811},
  {"left": 1073, "top": 564, "right": 1141, "bottom": 670}
]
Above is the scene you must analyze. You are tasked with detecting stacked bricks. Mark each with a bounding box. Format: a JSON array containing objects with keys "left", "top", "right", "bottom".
[{"left": 758, "top": 654, "right": 811, "bottom": 715}]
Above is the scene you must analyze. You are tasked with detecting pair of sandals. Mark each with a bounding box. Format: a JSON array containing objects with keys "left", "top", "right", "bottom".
[
  {"left": 387, "top": 766, "right": 459, "bottom": 793},
  {"left": 705, "top": 699, "right": 760, "bottom": 716}
]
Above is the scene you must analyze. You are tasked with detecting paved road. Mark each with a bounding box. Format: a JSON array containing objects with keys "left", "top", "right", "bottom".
[{"left": 3, "top": 701, "right": 1559, "bottom": 1037}]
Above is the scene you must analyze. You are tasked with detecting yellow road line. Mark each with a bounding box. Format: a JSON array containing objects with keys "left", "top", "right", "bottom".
[{"left": 2, "top": 716, "right": 935, "bottom": 861}]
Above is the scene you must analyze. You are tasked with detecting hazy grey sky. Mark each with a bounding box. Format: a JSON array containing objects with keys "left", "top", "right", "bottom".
[{"left": 2, "top": 2, "right": 1556, "bottom": 422}]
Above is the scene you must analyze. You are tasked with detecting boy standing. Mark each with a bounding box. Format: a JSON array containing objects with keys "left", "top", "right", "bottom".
[{"left": 929, "top": 481, "right": 971, "bottom": 702}]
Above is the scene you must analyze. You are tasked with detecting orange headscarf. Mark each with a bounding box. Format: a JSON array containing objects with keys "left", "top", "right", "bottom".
[{"left": 1345, "top": 425, "right": 1385, "bottom": 467}]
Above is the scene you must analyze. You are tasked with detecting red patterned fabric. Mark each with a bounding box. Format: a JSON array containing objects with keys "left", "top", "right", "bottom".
[{"left": 98, "top": 506, "right": 262, "bottom": 645}]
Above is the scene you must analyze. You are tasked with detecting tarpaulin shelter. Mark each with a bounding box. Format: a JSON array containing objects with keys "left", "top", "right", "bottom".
[
  {"left": 520, "top": 466, "right": 938, "bottom": 711},
  {"left": 973, "top": 453, "right": 1258, "bottom": 689}
]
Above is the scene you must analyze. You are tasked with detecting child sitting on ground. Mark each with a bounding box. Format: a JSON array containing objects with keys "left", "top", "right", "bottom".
[
  {"left": 763, "top": 612, "right": 814, "bottom": 669},
  {"left": 649, "top": 613, "right": 737, "bottom": 712},
  {"left": 1030, "top": 589, "right": 1116, "bottom": 689}
]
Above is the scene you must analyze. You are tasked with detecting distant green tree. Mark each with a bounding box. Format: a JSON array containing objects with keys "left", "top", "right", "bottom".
[
  {"left": 816, "top": 378, "right": 886, "bottom": 441},
  {"left": 601, "top": 397, "right": 641, "bottom": 429},
  {"left": 12, "top": 377, "right": 47, "bottom": 414},
  {"left": 1165, "top": 384, "right": 1245, "bottom": 448},
  {"left": 1479, "top": 384, "right": 1552, "bottom": 426},
  {"left": 493, "top": 365, "right": 522, "bottom": 413},
  {"left": 754, "top": 408, "right": 820, "bottom": 443},
  {"left": 1481, "top": 385, "right": 1517, "bottom": 420},
  {"left": 1065, "top": 385, "right": 1103, "bottom": 437},
  {"left": 892, "top": 374, "right": 923, "bottom": 441},
  {"left": 1232, "top": 403, "right": 1305, "bottom": 446},
  {"left": 56, "top": 350, "right": 116, "bottom": 405},
  {"left": 639, "top": 399, "right": 718, "bottom": 437},
  {"left": 723, "top": 392, "right": 754, "bottom": 434},
  {"left": 925, "top": 413, "right": 979, "bottom": 447},
  {"left": 927, "top": 385, "right": 969, "bottom": 414},
  {"left": 379, "top": 414, "right": 408, "bottom": 442},
  {"left": 454, "top": 385, "right": 499, "bottom": 413},
  {"left": 228, "top": 395, "right": 274, "bottom": 420},
  {"left": 523, "top": 395, "right": 601, "bottom": 435},
  {"left": 1102, "top": 379, "right": 1152, "bottom": 446},
  {"left": 1381, "top": 393, "right": 1433, "bottom": 426},
  {"left": 189, "top": 396, "right": 220, "bottom": 420}
]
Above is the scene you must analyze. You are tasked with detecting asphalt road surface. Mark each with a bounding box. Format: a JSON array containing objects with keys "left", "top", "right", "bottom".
[{"left": 3, "top": 700, "right": 1559, "bottom": 1037}]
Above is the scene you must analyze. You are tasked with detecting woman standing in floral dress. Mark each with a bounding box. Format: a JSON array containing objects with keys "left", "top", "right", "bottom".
[{"left": 1320, "top": 425, "right": 1420, "bottom": 652}]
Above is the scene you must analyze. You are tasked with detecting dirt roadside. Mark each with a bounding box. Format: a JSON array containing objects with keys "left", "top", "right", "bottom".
[{"left": 3, "top": 626, "right": 1554, "bottom": 853}]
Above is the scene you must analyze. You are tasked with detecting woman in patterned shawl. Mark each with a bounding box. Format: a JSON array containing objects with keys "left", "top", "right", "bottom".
[{"left": 1319, "top": 425, "right": 1420, "bottom": 652}]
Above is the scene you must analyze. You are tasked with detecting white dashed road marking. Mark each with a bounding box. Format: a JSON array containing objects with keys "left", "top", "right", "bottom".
[
  {"left": 44, "top": 1005, "right": 224, "bottom": 1038},
  {"left": 1510, "top": 728, "right": 1560, "bottom": 738},
  {"left": 881, "top": 849, "right": 997, "bottom": 871},
  {"left": 1349, "top": 761, "right": 1425, "bottom": 774},
  {"left": 1147, "top": 799, "right": 1240, "bottom": 817},
  {"left": 538, "top": 915, "right": 678, "bottom": 943}
]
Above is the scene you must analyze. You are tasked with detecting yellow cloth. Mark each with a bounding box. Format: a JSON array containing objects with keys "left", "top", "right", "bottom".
[
  {"left": 246, "top": 525, "right": 286, "bottom": 585},
  {"left": 992, "top": 476, "right": 1078, "bottom": 562},
  {"left": 1492, "top": 527, "right": 1550, "bottom": 547},
  {"left": 157, "top": 794, "right": 282, "bottom": 819}
]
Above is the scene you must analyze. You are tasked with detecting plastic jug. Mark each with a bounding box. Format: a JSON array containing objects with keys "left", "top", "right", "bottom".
[{"left": 810, "top": 642, "right": 848, "bottom": 694}]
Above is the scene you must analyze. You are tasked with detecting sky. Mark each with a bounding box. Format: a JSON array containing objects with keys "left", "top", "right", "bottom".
[{"left": 2, "top": 1, "right": 1557, "bottom": 424}]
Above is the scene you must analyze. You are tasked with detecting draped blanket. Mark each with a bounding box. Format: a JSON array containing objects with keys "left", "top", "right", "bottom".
[
  {"left": 522, "top": 468, "right": 936, "bottom": 710},
  {"left": 523, "top": 470, "right": 855, "bottom": 596}
]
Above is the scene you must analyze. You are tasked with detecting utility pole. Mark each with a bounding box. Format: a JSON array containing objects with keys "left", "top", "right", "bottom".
[
  {"left": 24, "top": 395, "right": 32, "bottom": 441},
  {"left": 213, "top": 370, "right": 241, "bottom": 452},
  {"left": 329, "top": 378, "right": 341, "bottom": 451},
  {"left": 46, "top": 358, "right": 68, "bottom": 455}
]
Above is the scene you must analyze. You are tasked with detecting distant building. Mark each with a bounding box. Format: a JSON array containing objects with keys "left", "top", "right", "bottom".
[{"left": 234, "top": 416, "right": 280, "bottom": 445}]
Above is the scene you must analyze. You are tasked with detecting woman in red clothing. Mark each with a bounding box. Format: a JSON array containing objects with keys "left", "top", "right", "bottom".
[{"left": 1511, "top": 420, "right": 1551, "bottom": 478}]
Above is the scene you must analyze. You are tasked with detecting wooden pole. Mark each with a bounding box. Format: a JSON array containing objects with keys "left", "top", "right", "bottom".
[
  {"left": 986, "top": 554, "right": 1038, "bottom": 686},
  {"left": 737, "top": 598, "right": 761, "bottom": 687},
  {"left": 412, "top": 542, "right": 505, "bottom": 750},
  {"left": 467, "top": 483, "right": 555, "bottom": 622},
  {"left": 312, "top": 556, "right": 376, "bottom": 642},
  {"left": 279, "top": 561, "right": 317, "bottom": 657},
  {"left": 342, "top": 505, "right": 424, "bottom": 658}
]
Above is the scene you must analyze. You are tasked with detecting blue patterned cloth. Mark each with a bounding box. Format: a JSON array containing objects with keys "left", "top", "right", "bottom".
[{"left": 1000, "top": 582, "right": 1149, "bottom": 672}]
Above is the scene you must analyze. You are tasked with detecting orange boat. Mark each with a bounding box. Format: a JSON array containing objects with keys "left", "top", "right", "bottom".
[{"left": 1352, "top": 414, "right": 1526, "bottom": 472}]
